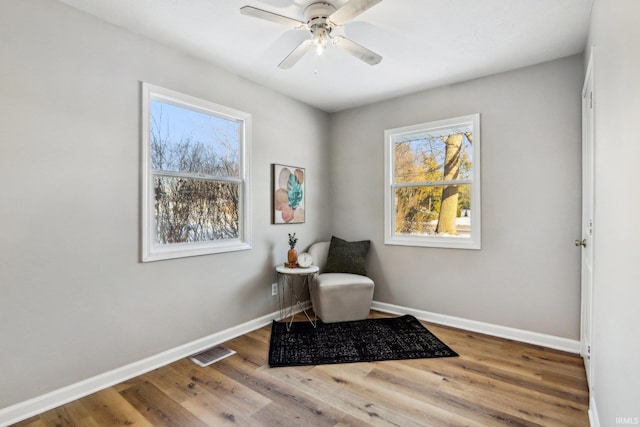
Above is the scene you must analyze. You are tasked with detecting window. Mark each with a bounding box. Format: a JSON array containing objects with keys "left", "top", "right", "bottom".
[
  {"left": 384, "top": 114, "right": 481, "bottom": 249},
  {"left": 141, "top": 83, "right": 251, "bottom": 261}
]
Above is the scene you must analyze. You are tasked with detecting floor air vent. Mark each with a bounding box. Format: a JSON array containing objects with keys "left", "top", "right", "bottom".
[{"left": 189, "top": 345, "right": 236, "bottom": 367}]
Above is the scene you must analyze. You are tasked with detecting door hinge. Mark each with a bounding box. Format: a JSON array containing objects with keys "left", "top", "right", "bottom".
[{"left": 589, "top": 92, "right": 593, "bottom": 109}]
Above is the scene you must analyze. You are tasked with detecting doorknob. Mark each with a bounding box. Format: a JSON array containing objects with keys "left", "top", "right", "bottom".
[{"left": 575, "top": 239, "right": 587, "bottom": 248}]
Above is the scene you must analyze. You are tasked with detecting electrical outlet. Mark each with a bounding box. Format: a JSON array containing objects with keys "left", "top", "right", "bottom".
[{"left": 271, "top": 283, "right": 278, "bottom": 296}]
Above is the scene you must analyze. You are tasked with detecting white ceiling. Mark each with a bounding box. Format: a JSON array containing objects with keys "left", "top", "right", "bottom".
[{"left": 58, "top": 0, "right": 593, "bottom": 112}]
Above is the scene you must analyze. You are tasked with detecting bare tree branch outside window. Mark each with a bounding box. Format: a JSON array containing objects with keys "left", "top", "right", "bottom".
[
  {"left": 392, "top": 130, "right": 473, "bottom": 237},
  {"left": 150, "top": 100, "right": 242, "bottom": 245}
]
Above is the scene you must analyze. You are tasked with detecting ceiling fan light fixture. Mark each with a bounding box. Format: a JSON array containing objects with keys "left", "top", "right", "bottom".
[{"left": 312, "top": 27, "right": 330, "bottom": 55}]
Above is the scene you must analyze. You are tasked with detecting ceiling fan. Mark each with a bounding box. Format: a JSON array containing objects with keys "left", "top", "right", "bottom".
[{"left": 240, "top": 0, "right": 383, "bottom": 69}]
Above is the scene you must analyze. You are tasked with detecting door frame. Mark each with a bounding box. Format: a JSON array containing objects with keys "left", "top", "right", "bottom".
[{"left": 580, "top": 49, "right": 595, "bottom": 389}]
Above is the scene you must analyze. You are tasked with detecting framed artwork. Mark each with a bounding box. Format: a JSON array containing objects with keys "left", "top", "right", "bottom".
[{"left": 272, "top": 164, "right": 305, "bottom": 224}]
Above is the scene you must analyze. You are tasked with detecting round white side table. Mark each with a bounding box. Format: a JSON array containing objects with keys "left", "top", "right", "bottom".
[{"left": 276, "top": 265, "right": 319, "bottom": 330}]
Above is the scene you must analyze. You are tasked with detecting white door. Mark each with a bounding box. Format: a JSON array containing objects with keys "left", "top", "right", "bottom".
[{"left": 580, "top": 51, "right": 595, "bottom": 388}]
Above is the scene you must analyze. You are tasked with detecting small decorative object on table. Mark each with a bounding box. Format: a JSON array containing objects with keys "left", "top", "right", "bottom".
[
  {"left": 286, "top": 233, "right": 298, "bottom": 268},
  {"left": 297, "top": 252, "right": 313, "bottom": 268}
]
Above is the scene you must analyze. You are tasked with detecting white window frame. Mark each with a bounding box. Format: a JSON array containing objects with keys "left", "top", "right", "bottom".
[
  {"left": 384, "top": 114, "right": 481, "bottom": 250},
  {"left": 141, "top": 82, "right": 252, "bottom": 262}
]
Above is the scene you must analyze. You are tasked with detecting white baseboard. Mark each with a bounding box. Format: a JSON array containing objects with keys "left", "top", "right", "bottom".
[
  {"left": 371, "top": 301, "right": 582, "bottom": 354},
  {"left": 0, "top": 303, "right": 310, "bottom": 427},
  {"left": 588, "top": 394, "right": 600, "bottom": 427},
  {"left": 1, "top": 300, "right": 580, "bottom": 426}
]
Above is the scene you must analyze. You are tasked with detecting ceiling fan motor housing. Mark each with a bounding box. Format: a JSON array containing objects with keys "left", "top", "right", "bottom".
[
  {"left": 305, "top": 2, "right": 336, "bottom": 46},
  {"left": 305, "top": 2, "right": 336, "bottom": 27}
]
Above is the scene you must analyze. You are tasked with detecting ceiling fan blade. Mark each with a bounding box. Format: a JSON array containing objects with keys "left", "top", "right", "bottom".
[
  {"left": 333, "top": 36, "right": 382, "bottom": 65},
  {"left": 278, "top": 40, "right": 314, "bottom": 69},
  {"left": 240, "top": 6, "right": 306, "bottom": 29},
  {"left": 329, "top": 0, "right": 383, "bottom": 26}
]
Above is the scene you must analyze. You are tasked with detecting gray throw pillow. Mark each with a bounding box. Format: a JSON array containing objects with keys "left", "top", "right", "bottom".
[{"left": 324, "top": 236, "right": 371, "bottom": 276}]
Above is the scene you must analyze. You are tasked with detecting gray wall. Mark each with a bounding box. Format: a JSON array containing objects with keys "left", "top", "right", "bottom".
[
  {"left": 0, "top": 0, "right": 330, "bottom": 408},
  {"left": 329, "top": 55, "right": 584, "bottom": 339},
  {"left": 1, "top": 0, "right": 601, "bottom": 416},
  {"left": 587, "top": 0, "right": 640, "bottom": 423}
]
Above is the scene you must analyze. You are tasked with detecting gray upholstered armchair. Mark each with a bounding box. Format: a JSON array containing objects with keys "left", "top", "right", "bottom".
[{"left": 307, "top": 239, "right": 375, "bottom": 323}]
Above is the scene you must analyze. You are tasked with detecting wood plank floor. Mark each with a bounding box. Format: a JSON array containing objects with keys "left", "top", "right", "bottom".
[{"left": 12, "top": 311, "right": 590, "bottom": 426}]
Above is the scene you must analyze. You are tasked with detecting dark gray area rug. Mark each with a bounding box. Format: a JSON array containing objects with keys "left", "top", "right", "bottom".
[{"left": 269, "top": 314, "right": 458, "bottom": 367}]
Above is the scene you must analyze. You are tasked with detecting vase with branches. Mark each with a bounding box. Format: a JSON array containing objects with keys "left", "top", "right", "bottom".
[{"left": 287, "top": 233, "right": 298, "bottom": 266}]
